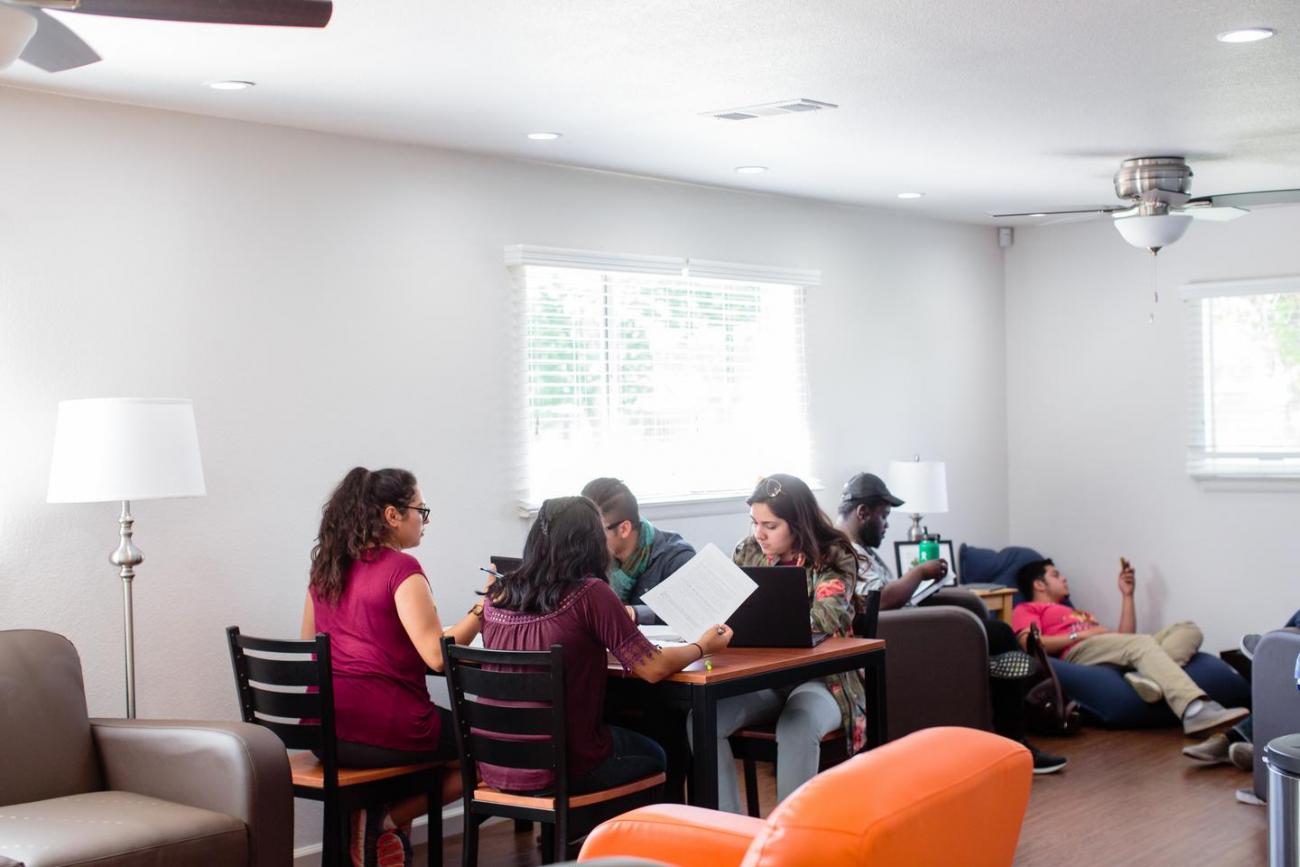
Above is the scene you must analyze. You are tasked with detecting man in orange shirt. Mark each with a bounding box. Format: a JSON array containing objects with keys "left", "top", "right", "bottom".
[{"left": 1012, "top": 558, "right": 1247, "bottom": 736}]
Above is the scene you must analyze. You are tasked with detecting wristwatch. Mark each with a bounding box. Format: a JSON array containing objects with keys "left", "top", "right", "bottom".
[{"left": 1068, "top": 627, "right": 1078, "bottom": 642}]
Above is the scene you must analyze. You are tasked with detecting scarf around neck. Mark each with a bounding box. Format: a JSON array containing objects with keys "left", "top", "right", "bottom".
[{"left": 610, "top": 520, "right": 655, "bottom": 601}]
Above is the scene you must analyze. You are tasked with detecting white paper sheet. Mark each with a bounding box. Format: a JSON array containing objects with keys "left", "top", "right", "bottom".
[{"left": 640, "top": 542, "right": 757, "bottom": 642}]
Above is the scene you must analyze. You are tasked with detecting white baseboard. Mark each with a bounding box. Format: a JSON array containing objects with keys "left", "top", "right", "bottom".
[{"left": 293, "top": 803, "right": 508, "bottom": 865}]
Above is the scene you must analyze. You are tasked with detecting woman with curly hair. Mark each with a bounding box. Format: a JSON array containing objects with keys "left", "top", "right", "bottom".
[
  {"left": 692, "top": 473, "right": 863, "bottom": 814},
  {"left": 302, "top": 466, "right": 487, "bottom": 867}
]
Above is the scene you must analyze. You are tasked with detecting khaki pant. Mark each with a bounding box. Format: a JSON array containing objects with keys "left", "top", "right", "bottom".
[{"left": 1063, "top": 621, "right": 1205, "bottom": 717}]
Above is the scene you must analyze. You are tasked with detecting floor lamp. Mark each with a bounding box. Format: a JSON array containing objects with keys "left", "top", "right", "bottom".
[{"left": 47, "top": 398, "right": 206, "bottom": 719}]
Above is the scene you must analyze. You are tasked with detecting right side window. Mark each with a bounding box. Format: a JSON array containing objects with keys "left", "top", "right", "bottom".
[{"left": 1185, "top": 277, "right": 1300, "bottom": 479}]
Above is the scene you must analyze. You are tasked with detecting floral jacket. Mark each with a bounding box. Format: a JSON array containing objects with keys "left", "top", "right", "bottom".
[{"left": 732, "top": 535, "right": 866, "bottom": 754}]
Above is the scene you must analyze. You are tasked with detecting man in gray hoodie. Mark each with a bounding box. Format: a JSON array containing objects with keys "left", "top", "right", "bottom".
[{"left": 581, "top": 477, "right": 696, "bottom": 625}]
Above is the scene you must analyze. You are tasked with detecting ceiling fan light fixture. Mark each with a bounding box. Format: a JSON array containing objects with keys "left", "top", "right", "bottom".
[
  {"left": 0, "top": 4, "right": 38, "bottom": 70},
  {"left": 1216, "top": 28, "right": 1275, "bottom": 43},
  {"left": 1113, "top": 212, "right": 1192, "bottom": 253}
]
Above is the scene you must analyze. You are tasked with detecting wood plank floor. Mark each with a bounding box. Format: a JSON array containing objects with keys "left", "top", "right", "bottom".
[{"left": 413, "top": 727, "right": 1269, "bottom": 866}]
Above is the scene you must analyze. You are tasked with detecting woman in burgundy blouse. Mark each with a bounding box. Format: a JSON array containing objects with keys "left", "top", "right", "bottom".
[
  {"left": 301, "top": 466, "right": 488, "bottom": 867},
  {"left": 481, "top": 495, "right": 732, "bottom": 794}
]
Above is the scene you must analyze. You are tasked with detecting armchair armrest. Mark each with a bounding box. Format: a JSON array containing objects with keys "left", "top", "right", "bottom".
[
  {"left": 876, "top": 605, "right": 992, "bottom": 738},
  {"left": 578, "top": 804, "right": 763, "bottom": 867},
  {"left": 91, "top": 719, "right": 292, "bottom": 867},
  {"left": 1251, "top": 628, "right": 1300, "bottom": 800}
]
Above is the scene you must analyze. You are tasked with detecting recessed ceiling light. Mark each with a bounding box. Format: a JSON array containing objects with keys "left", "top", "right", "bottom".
[
  {"left": 207, "top": 80, "right": 255, "bottom": 91},
  {"left": 526, "top": 132, "right": 562, "bottom": 141},
  {"left": 896, "top": 192, "right": 924, "bottom": 199},
  {"left": 1216, "top": 28, "right": 1274, "bottom": 43},
  {"left": 735, "top": 165, "right": 768, "bottom": 175}
]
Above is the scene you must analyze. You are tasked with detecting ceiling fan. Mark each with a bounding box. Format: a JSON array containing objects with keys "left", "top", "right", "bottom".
[
  {"left": 0, "top": 0, "right": 332, "bottom": 73},
  {"left": 993, "top": 156, "right": 1300, "bottom": 254}
]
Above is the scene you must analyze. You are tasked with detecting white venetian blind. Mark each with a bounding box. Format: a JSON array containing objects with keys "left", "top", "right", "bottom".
[
  {"left": 1182, "top": 276, "right": 1300, "bottom": 479},
  {"left": 507, "top": 245, "right": 820, "bottom": 508}
]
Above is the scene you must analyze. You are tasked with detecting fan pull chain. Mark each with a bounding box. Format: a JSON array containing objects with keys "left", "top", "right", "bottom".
[{"left": 1148, "top": 250, "right": 1159, "bottom": 324}]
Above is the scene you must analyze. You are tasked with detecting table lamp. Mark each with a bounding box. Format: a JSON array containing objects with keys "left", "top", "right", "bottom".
[
  {"left": 47, "top": 398, "right": 206, "bottom": 718},
  {"left": 887, "top": 457, "right": 948, "bottom": 541}
]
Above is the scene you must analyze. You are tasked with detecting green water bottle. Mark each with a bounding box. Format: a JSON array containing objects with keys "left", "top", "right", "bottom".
[{"left": 917, "top": 532, "right": 940, "bottom": 564}]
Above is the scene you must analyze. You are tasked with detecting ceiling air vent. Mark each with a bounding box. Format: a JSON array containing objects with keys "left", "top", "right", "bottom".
[{"left": 704, "top": 98, "right": 838, "bottom": 121}]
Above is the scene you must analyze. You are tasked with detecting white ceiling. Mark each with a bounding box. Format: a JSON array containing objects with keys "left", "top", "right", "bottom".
[{"left": 3, "top": 0, "right": 1299, "bottom": 223}]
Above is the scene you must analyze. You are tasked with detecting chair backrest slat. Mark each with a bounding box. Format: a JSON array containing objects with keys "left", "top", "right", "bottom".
[
  {"left": 459, "top": 700, "right": 552, "bottom": 735},
  {"left": 247, "top": 687, "right": 321, "bottom": 720},
  {"left": 456, "top": 665, "right": 554, "bottom": 702},
  {"left": 467, "top": 734, "right": 557, "bottom": 770},
  {"left": 243, "top": 655, "right": 319, "bottom": 686},
  {"left": 256, "top": 717, "right": 323, "bottom": 751}
]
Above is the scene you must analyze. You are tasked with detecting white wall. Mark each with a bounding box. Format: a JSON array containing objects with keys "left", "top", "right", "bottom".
[
  {"left": 0, "top": 86, "right": 1008, "bottom": 848},
  {"left": 1005, "top": 208, "right": 1300, "bottom": 651}
]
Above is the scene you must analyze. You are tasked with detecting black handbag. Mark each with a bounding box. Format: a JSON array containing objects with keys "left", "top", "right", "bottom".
[{"left": 1023, "top": 623, "right": 1082, "bottom": 735}]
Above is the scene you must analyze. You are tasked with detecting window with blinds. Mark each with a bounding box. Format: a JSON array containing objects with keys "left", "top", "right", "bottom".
[
  {"left": 1183, "top": 276, "right": 1300, "bottom": 479},
  {"left": 507, "top": 245, "right": 818, "bottom": 508}
]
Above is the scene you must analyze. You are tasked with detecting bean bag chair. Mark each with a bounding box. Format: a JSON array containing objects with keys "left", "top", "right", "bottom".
[{"left": 960, "top": 543, "right": 1251, "bottom": 728}]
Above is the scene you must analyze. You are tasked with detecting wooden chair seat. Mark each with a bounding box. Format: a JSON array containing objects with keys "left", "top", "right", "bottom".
[
  {"left": 472, "top": 772, "right": 665, "bottom": 810},
  {"left": 288, "top": 752, "right": 456, "bottom": 789}
]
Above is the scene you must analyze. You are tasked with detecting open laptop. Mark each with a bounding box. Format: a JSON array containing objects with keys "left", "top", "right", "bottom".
[
  {"left": 726, "top": 566, "right": 830, "bottom": 649},
  {"left": 488, "top": 554, "right": 522, "bottom": 576}
]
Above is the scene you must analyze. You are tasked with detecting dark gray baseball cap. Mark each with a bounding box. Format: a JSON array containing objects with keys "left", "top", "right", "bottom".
[{"left": 840, "top": 472, "right": 905, "bottom": 507}]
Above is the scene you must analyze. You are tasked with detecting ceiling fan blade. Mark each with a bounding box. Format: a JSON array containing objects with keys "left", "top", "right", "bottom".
[
  {"left": 1186, "top": 189, "right": 1300, "bottom": 209},
  {"left": 1180, "top": 204, "right": 1250, "bottom": 222},
  {"left": 990, "top": 206, "right": 1121, "bottom": 218},
  {"left": 18, "top": 7, "right": 100, "bottom": 71},
  {"left": 70, "top": 0, "right": 332, "bottom": 27}
]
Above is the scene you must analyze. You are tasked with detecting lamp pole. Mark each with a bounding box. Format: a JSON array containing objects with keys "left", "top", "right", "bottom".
[{"left": 109, "top": 500, "right": 142, "bottom": 719}]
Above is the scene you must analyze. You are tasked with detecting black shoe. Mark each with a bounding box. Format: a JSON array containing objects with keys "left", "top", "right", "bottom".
[
  {"left": 989, "top": 649, "right": 1036, "bottom": 680},
  {"left": 1030, "top": 745, "right": 1067, "bottom": 775}
]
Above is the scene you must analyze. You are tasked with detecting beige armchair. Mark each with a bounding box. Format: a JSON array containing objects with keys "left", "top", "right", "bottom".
[{"left": 0, "top": 629, "right": 292, "bottom": 867}]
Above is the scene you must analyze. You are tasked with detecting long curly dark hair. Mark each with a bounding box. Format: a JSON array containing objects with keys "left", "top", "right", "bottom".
[
  {"left": 487, "top": 496, "right": 609, "bottom": 615},
  {"left": 748, "top": 473, "right": 857, "bottom": 571},
  {"left": 310, "top": 467, "right": 418, "bottom": 604}
]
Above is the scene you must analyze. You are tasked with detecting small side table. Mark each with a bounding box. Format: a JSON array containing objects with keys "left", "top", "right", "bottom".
[{"left": 966, "top": 586, "right": 1015, "bottom": 624}]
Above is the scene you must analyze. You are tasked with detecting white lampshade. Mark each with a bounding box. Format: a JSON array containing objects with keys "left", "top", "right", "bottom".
[
  {"left": 48, "top": 398, "right": 207, "bottom": 503},
  {"left": 0, "top": 4, "right": 37, "bottom": 70},
  {"left": 887, "top": 459, "right": 948, "bottom": 514}
]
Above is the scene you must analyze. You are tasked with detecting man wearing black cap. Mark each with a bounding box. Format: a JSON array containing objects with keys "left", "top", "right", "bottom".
[
  {"left": 835, "top": 472, "right": 947, "bottom": 609},
  {"left": 836, "top": 471, "right": 1068, "bottom": 775}
]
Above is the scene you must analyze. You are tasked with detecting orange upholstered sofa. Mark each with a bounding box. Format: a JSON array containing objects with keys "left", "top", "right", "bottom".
[{"left": 576, "top": 727, "right": 1032, "bottom": 867}]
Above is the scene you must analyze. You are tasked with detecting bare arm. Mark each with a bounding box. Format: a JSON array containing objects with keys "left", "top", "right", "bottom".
[
  {"left": 628, "top": 625, "right": 733, "bottom": 683},
  {"left": 880, "top": 559, "right": 947, "bottom": 610},
  {"left": 393, "top": 573, "right": 483, "bottom": 673},
  {"left": 300, "top": 592, "right": 315, "bottom": 640},
  {"left": 1017, "top": 625, "right": 1110, "bottom": 654},
  {"left": 1116, "top": 559, "right": 1137, "bottom": 634}
]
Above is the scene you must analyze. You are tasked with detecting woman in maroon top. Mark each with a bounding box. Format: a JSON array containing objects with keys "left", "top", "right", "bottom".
[
  {"left": 481, "top": 496, "right": 732, "bottom": 794},
  {"left": 301, "top": 467, "right": 487, "bottom": 867}
]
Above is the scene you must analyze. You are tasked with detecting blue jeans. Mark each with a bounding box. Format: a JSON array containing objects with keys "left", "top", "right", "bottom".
[{"left": 569, "top": 725, "right": 666, "bottom": 795}]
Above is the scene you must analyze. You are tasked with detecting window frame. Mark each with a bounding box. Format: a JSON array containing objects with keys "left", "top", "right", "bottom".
[
  {"left": 506, "top": 245, "right": 821, "bottom": 514},
  {"left": 1181, "top": 275, "right": 1300, "bottom": 485}
]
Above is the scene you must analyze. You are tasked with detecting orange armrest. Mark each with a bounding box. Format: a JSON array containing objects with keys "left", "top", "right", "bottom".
[{"left": 578, "top": 804, "right": 764, "bottom": 867}]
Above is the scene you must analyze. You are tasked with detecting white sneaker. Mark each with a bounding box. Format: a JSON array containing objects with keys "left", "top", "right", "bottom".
[
  {"left": 1236, "top": 786, "right": 1265, "bottom": 806},
  {"left": 1124, "top": 672, "right": 1163, "bottom": 703},
  {"left": 1183, "top": 700, "right": 1251, "bottom": 736}
]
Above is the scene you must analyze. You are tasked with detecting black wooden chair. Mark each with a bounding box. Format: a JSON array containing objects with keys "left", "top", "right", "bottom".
[
  {"left": 731, "top": 588, "right": 882, "bottom": 817},
  {"left": 227, "top": 627, "right": 455, "bottom": 867},
  {"left": 441, "top": 637, "right": 665, "bottom": 865}
]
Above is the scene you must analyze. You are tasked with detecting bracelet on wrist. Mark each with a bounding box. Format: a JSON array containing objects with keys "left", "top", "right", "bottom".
[{"left": 690, "top": 641, "right": 704, "bottom": 661}]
